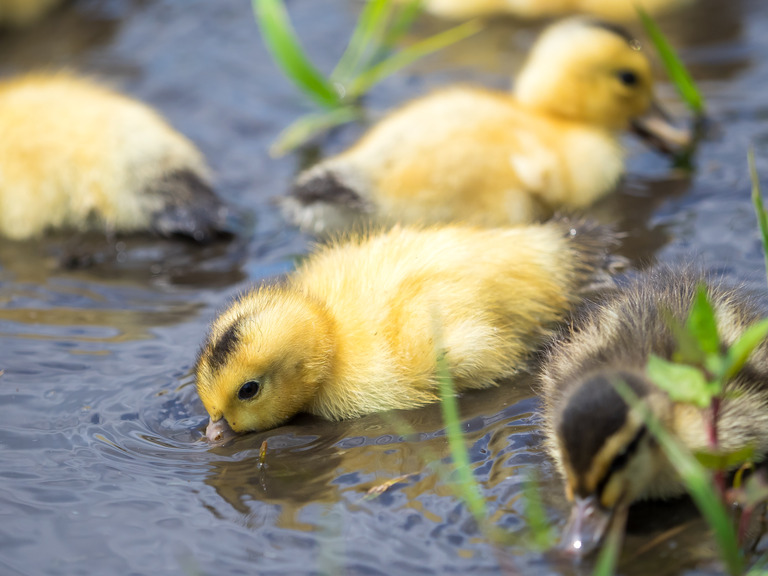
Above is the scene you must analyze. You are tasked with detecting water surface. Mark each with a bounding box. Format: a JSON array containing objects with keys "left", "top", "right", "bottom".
[{"left": 2, "top": 1, "right": 768, "bottom": 574}]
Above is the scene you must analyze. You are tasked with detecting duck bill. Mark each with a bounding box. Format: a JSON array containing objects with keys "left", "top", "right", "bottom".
[
  {"left": 205, "top": 418, "right": 237, "bottom": 443},
  {"left": 631, "top": 100, "right": 692, "bottom": 157},
  {"left": 559, "top": 495, "right": 614, "bottom": 557}
]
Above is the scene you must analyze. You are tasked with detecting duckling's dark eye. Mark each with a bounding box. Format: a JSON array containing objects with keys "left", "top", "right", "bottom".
[
  {"left": 617, "top": 70, "right": 639, "bottom": 87},
  {"left": 238, "top": 380, "right": 261, "bottom": 401}
]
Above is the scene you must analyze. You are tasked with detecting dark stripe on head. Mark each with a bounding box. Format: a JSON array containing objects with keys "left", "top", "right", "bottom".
[
  {"left": 558, "top": 371, "right": 651, "bottom": 484},
  {"left": 207, "top": 321, "right": 241, "bottom": 371},
  {"left": 587, "top": 19, "right": 637, "bottom": 45}
]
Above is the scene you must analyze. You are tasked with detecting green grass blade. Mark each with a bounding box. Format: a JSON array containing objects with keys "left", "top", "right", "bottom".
[
  {"left": 636, "top": 6, "right": 705, "bottom": 115},
  {"left": 348, "top": 19, "right": 482, "bottom": 99},
  {"left": 332, "top": 0, "right": 393, "bottom": 85},
  {"left": 592, "top": 506, "right": 627, "bottom": 576},
  {"left": 613, "top": 379, "right": 743, "bottom": 575},
  {"left": 750, "top": 147, "right": 768, "bottom": 287},
  {"left": 522, "top": 470, "right": 556, "bottom": 550},
  {"left": 436, "top": 354, "right": 487, "bottom": 522},
  {"left": 383, "top": 0, "right": 423, "bottom": 50},
  {"left": 253, "top": 0, "right": 341, "bottom": 109},
  {"left": 269, "top": 107, "right": 362, "bottom": 157}
]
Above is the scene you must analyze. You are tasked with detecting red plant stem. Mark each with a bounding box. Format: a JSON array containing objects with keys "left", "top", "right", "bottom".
[
  {"left": 709, "top": 397, "right": 727, "bottom": 497},
  {"left": 709, "top": 397, "right": 720, "bottom": 447}
]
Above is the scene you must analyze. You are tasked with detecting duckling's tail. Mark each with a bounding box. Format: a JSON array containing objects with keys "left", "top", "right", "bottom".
[
  {"left": 148, "top": 170, "right": 244, "bottom": 243},
  {"left": 554, "top": 216, "right": 626, "bottom": 293},
  {"left": 280, "top": 161, "right": 372, "bottom": 235}
]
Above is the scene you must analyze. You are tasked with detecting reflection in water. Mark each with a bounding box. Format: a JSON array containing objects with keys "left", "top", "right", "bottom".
[
  {"left": 0, "top": 232, "right": 249, "bottom": 287},
  {"left": 0, "top": 304, "right": 202, "bottom": 343}
]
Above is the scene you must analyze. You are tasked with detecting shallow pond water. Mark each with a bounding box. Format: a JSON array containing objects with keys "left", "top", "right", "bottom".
[{"left": 2, "top": 0, "right": 768, "bottom": 574}]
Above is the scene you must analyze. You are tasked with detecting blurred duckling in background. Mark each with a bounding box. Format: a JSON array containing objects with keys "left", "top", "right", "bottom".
[
  {"left": 0, "top": 0, "right": 63, "bottom": 27},
  {"left": 0, "top": 73, "right": 233, "bottom": 242},
  {"left": 540, "top": 267, "right": 768, "bottom": 555},
  {"left": 197, "top": 218, "right": 620, "bottom": 441},
  {"left": 394, "top": 0, "right": 694, "bottom": 21},
  {"left": 283, "top": 18, "right": 689, "bottom": 235}
]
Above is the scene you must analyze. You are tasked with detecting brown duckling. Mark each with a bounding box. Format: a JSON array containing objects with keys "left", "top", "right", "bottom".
[
  {"left": 283, "top": 18, "right": 689, "bottom": 235},
  {"left": 196, "top": 219, "right": 620, "bottom": 440},
  {"left": 540, "top": 267, "right": 768, "bottom": 555},
  {"left": 0, "top": 72, "right": 232, "bottom": 242}
]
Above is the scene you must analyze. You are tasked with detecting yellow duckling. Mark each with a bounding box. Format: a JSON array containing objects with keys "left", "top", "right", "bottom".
[
  {"left": 283, "top": 18, "right": 689, "bottom": 235},
  {"left": 0, "top": 72, "right": 232, "bottom": 241},
  {"left": 539, "top": 267, "right": 768, "bottom": 555},
  {"left": 196, "top": 219, "right": 619, "bottom": 440},
  {"left": 0, "top": 0, "right": 63, "bottom": 27},
  {"left": 394, "top": 0, "right": 693, "bottom": 21}
]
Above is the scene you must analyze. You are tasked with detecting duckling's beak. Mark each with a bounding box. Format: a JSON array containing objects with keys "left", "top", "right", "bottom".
[
  {"left": 205, "top": 418, "right": 236, "bottom": 443},
  {"left": 559, "top": 495, "right": 613, "bottom": 557},
  {"left": 631, "top": 100, "right": 692, "bottom": 157}
]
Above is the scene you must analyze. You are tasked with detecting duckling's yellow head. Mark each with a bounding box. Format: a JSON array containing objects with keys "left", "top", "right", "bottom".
[
  {"left": 516, "top": 18, "right": 655, "bottom": 131},
  {"left": 554, "top": 370, "right": 669, "bottom": 555},
  {"left": 195, "top": 286, "right": 335, "bottom": 439}
]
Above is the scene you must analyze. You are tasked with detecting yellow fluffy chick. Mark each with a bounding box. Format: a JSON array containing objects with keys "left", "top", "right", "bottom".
[
  {"left": 0, "top": 73, "right": 232, "bottom": 241},
  {"left": 196, "top": 219, "right": 619, "bottom": 440},
  {"left": 0, "top": 0, "right": 64, "bottom": 27},
  {"left": 394, "top": 0, "right": 693, "bottom": 21},
  {"left": 283, "top": 18, "right": 689, "bottom": 235},
  {"left": 539, "top": 267, "right": 768, "bottom": 555}
]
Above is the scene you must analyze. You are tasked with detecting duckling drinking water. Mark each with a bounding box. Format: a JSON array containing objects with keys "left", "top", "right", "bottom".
[
  {"left": 196, "top": 219, "right": 619, "bottom": 440},
  {"left": 284, "top": 18, "right": 689, "bottom": 235},
  {"left": 540, "top": 267, "right": 768, "bottom": 555},
  {"left": 0, "top": 73, "right": 231, "bottom": 241}
]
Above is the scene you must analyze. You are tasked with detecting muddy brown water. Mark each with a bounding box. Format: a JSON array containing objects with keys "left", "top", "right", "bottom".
[{"left": 1, "top": 0, "right": 768, "bottom": 574}]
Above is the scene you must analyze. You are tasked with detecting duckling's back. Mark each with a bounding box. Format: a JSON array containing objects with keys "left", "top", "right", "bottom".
[
  {"left": 286, "top": 86, "right": 624, "bottom": 234},
  {"left": 292, "top": 221, "right": 617, "bottom": 393}
]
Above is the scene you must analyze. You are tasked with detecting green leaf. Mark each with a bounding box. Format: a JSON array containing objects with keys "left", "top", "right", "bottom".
[
  {"left": 694, "top": 445, "right": 756, "bottom": 471},
  {"left": 686, "top": 284, "right": 720, "bottom": 357},
  {"left": 253, "top": 0, "right": 341, "bottom": 109},
  {"left": 348, "top": 19, "right": 482, "bottom": 99},
  {"left": 636, "top": 6, "right": 705, "bottom": 115},
  {"left": 663, "top": 308, "right": 706, "bottom": 366},
  {"left": 269, "top": 107, "right": 362, "bottom": 157},
  {"left": 750, "top": 147, "right": 768, "bottom": 288},
  {"left": 723, "top": 317, "right": 768, "bottom": 381},
  {"left": 613, "top": 378, "right": 743, "bottom": 576},
  {"left": 332, "top": 0, "right": 393, "bottom": 85},
  {"left": 646, "top": 354, "right": 713, "bottom": 408}
]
